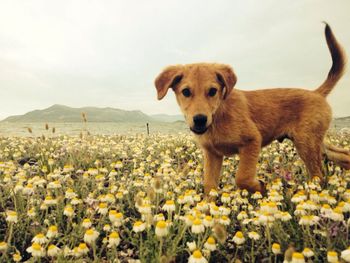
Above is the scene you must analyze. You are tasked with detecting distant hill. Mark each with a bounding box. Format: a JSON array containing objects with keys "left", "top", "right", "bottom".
[
  {"left": 151, "top": 114, "right": 184, "bottom": 122},
  {"left": 332, "top": 116, "right": 350, "bottom": 129},
  {"left": 2, "top": 104, "right": 183, "bottom": 123}
]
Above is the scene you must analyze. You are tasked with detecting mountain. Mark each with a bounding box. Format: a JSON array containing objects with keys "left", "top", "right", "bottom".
[
  {"left": 2, "top": 104, "right": 166, "bottom": 123},
  {"left": 151, "top": 114, "right": 184, "bottom": 122},
  {"left": 332, "top": 116, "right": 350, "bottom": 129}
]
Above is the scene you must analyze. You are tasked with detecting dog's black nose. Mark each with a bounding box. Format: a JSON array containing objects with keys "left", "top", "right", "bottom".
[{"left": 193, "top": 114, "right": 207, "bottom": 127}]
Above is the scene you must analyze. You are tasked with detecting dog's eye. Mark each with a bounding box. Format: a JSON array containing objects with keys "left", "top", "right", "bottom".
[
  {"left": 208, "top": 88, "right": 217, "bottom": 97},
  {"left": 182, "top": 88, "right": 191, "bottom": 97}
]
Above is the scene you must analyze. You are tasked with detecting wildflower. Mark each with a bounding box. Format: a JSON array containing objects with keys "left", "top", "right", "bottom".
[
  {"left": 299, "top": 215, "right": 320, "bottom": 226},
  {"left": 203, "top": 215, "right": 214, "bottom": 227},
  {"left": 327, "top": 251, "right": 338, "bottom": 263},
  {"left": 302, "top": 247, "right": 314, "bottom": 258},
  {"left": 65, "top": 188, "right": 77, "bottom": 199},
  {"left": 78, "top": 243, "right": 89, "bottom": 255},
  {"left": 103, "top": 224, "right": 111, "bottom": 232},
  {"left": 6, "top": 210, "right": 18, "bottom": 223},
  {"left": 26, "top": 242, "right": 45, "bottom": 257},
  {"left": 209, "top": 204, "right": 220, "bottom": 216},
  {"left": 84, "top": 229, "right": 99, "bottom": 244},
  {"left": 108, "top": 232, "right": 121, "bottom": 247},
  {"left": 204, "top": 236, "right": 216, "bottom": 251},
  {"left": 48, "top": 180, "right": 62, "bottom": 189},
  {"left": 155, "top": 220, "right": 169, "bottom": 237},
  {"left": 329, "top": 207, "right": 344, "bottom": 221},
  {"left": 221, "top": 193, "right": 231, "bottom": 203},
  {"left": 272, "top": 243, "right": 281, "bottom": 254},
  {"left": 252, "top": 191, "right": 263, "bottom": 199},
  {"left": 219, "top": 215, "right": 230, "bottom": 226},
  {"left": 133, "top": 221, "right": 146, "bottom": 233},
  {"left": 47, "top": 225, "right": 58, "bottom": 238},
  {"left": 154, "top": 213, "right": 165, "bottom": 222},
  {"left": 97, "top": 203, "right": 108, "bottom": 215},
  {"left": 13, "top": 253, "right": 22, "bottom": 262},
  {"left": 27, "top": 208, "right": 36, "bottom": 217},
  {"left": 237, "top": 211, "right": 248, "bottom": 220},
  {"left": 32, "top": 233, "right": 48, "bottom": 244},
  {"left": 248, "top": 231, "right": 260, "bottom": 241},
  {"left": 64, "top": 205, "right": 75, "bottom": 217},
  {"left": 341, "top": 247, "right": 350, "bottom": 262},
  {"left": 292, "top": 252, "right": 305, "bottom": 263},
  {"left": 188, "top": 250, "right": 208, "bottom": 263},
  {"left": 47, "top": 244, "right": 61, "bottom": 257},
  {"left": 280, "top": 211, "right": 292, "bottom": 221},
  {"left": 192, "top": 218, "right": 205, "bottom": 234},
  {"left": 232, "top": 231, "right": 245, "bottom": 245},
  {"left": 44, "top": 195, "right": 57, "bottom": 206},
  {"left": 162, "top": 200, "right": 176, "bottom": 213},
  {"left": 82, "top": 218, "right": 92, "bottom": 228},
  {"left": 187, "top": 241, "right": 197, "bottom": 251},
  {"left": 0, "top": 242, "right": 7, "bottom": 252}
]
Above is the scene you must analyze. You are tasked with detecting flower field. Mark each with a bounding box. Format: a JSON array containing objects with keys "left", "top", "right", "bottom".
[{"left": 1, "top": 131, "right": 350, "bottom": 262}]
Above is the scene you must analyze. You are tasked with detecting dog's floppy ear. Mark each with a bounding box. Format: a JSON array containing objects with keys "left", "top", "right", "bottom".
[
  {"left": 215, "top": 64, "right": 237, "bottom": 99},
  {"left": 155, "top": 65, "right": 183, "bottom": 100}
]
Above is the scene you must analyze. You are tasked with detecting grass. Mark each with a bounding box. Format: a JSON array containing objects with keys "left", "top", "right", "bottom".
[{"left": 0, "top": 130, "right": 350, "bottom": 262}]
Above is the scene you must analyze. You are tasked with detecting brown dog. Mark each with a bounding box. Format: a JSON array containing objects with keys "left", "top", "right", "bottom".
[{"left": 155, "top": 23, "right": 350, "bottom": 194}]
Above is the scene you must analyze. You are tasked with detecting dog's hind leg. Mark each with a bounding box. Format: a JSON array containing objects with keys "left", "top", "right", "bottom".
[
  {"left": 322, "top": 142, "right": 350, "bottom": 170},
  {"left": 293, "top": 135, "right": 324, "bottom": 181}
]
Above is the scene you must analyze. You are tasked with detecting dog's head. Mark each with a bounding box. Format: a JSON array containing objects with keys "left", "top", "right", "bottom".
[{"left": 155, "top": 63, "right": 237, "bottom": 135}]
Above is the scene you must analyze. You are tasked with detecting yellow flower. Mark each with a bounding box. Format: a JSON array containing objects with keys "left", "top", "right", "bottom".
[
  {"left": 188, "top": 250, "right": 208, "bottom": 263},
  {"left": 272, "top": 243, "right": 281, "bottom": 254},
  {"left": 232, "top": 231, "right": 245, "bottom": 245}
]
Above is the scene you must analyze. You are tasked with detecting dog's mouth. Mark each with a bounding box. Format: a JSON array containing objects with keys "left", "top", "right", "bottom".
[{"left": 190, "top": 126, "right": 208, "bottom": 135}]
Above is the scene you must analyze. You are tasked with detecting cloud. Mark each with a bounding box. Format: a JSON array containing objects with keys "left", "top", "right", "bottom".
[{"left": 0, "top": 0, "right": 349, "bottom": 119}]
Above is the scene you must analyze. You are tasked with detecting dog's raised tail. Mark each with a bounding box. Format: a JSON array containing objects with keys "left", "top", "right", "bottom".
[{"left": 315, "top": 23, "right": 346, "bottom": 97}]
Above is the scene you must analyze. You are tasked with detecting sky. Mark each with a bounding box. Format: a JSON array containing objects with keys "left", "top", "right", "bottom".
[{"left": 0, "top": 0, "right": 349, "bottom": 120}]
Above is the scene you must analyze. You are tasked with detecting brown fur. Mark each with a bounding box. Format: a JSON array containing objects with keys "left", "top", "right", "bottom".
[{"left": 155, "top": 23, "right": 350, "bottom": 194}]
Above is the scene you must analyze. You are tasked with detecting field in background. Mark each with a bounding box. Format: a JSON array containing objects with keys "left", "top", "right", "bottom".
[
  {"left": 0, "top": 130, "right": 350, "bottom": 262},
  {"left": 0, "top": 122, "right": 188, "bottom": 137}
]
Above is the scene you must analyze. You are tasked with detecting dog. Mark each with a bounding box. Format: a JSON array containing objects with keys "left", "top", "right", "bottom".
[{"left": 155, "top": 23, "right": 350, "bottom": 195}]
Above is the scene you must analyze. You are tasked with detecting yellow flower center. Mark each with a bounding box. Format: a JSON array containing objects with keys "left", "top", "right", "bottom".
[
  {"left": 272, "top": 243, "right": 280, "bottom": 250},
  {"left": 292, "top": 252, "right": 304, "bottom": 259},
  {"left": 328, "top": 251, "right": 337, "bottom": 257},
  {"left": 99, "top": 203, "right": 107, "bottom": 208},
  {"left": 235, "top": 231, "right": 243, "bottom": 238},
  {"left": 193, "top": 250, "right": 202, "bottom": 259},
  {"left": 79, "top": 243, "right": 87, "bottom": 249},
  {"left": 48, "top": 245, "right": 56, "bottom": 250},
  {"left": 205, "top": 216, "right": 212, "bottom": 221},
  {"left": 193, "top": 219, "right": 202, "bottom": 225},
  {"left": 157, "top": 220, "right": 167, "bottom": 229},
  {"left": 207, "top": 237, "right": 215, "bottom": 245},
  {"left": 134, "top": 221, "right": 143, "bottom": 227},
  {"left": 86, "top": 229, "right": 94, "bottom": 235},
  {"left": 32, "top": 243, "right": 42, "bottom": 251},
  {"left": 166, "top": 200, "right": 174, "bottom": 205},
  {"left": 36, "top": 233, "right": 44, "bottom": 238},
  {"left": 109, "top": 232, "right": 119, "bottom": 238},
  {"left": 116, "top": 213, "right": 123, "bottom": 218}
]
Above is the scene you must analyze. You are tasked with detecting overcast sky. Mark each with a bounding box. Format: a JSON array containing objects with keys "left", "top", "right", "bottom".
[{"left": 0, "top": 0, "right": 349, "bottom": 120}]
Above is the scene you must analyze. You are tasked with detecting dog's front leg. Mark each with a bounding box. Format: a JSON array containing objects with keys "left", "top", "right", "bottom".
[
  {"left": 203, "top": 149, "right": 223, "bottom": 195},
  {"left": 235, "top": 140, "right": 265, "bottom": 194}
]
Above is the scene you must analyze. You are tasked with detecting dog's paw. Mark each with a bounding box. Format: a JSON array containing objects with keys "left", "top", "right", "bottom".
[{"left": 258, "top": 180, "right": 267, "bottom": 196}]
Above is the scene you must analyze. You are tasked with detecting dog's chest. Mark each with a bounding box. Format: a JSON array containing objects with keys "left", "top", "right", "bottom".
[{"left": 197, "top": 136, "right": 240, "bottom": 156}]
